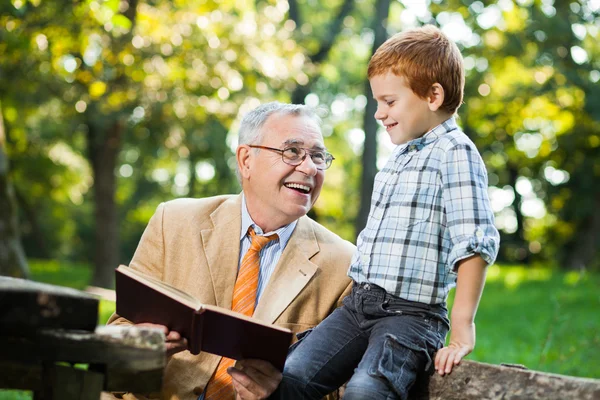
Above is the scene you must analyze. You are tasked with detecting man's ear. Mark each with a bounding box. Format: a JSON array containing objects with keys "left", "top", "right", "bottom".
[
  {"left": 237, "top": 145, "right": 253, "bottom": 180},
  {"left": 428, "top": 83, "right": 445, "bottom": 111}
]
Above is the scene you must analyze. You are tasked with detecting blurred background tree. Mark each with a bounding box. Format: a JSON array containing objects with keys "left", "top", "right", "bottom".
[
  {"left": 0, "top": 100, "right": 28, "bottom": 278},
  {"left": 1, "top": 0, "right": 599, "bottom": 287}
]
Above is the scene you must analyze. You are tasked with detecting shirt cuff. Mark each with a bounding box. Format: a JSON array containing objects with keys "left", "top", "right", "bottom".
[{"left": 448, "top": 226, "right": 499, "bottom": 271}]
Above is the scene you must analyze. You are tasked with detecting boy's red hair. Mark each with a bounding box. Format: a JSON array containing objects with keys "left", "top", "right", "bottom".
[{"left": 368, "top": 25, "right": 465, "bottom": 114}]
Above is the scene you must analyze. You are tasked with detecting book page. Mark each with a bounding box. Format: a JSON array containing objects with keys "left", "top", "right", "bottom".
[{"left": 116, "top": 265, "right": 202, "bottom": 310}]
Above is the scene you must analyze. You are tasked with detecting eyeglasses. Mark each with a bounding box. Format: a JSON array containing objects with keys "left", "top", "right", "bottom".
[{"left": 248, "top": 145, "right": 335, "bottom": 170}]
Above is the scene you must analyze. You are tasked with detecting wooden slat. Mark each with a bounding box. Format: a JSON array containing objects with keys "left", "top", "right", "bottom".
[
  {"left": 0, "top": 360, "right": 42, "bottom": 390},
  {"left": 0, "top": 276, "right": 98, "bottom": 333},
  {"left": 0, "top": 326, "right": 165, "bottom": 393},
  {"left": 34, "top": 363, "right": 104, "bottom": 400},
  {"left": 409, "top": 360, "right": 600, "bottom": 400},
  {"left": 0, "top": 326, "right": 165, "bottom": 370}
]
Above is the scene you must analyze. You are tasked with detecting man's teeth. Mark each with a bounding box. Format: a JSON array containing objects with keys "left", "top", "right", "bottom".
[{"left": 285, "top": 183, "right": 310, "bottom": 193}]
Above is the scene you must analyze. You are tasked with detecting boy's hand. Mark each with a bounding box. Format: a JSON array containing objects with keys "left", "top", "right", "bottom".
[
  {"left": 434, "top": 320, "right": 475, "bottom": 376},
  {"left": 435, "top": 254, "right": 487, "bottom": 376}
]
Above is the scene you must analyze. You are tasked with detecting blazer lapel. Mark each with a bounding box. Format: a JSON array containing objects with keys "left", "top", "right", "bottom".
[
  {"left": 201, "top": 195, "right": 242, "bottom": 309},
  {"left": 254, "top": 216, "right": 319, "bottom": 324}
]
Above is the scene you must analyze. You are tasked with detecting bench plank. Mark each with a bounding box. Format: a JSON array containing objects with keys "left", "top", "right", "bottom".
[
  {"left": 0, "top": 276, "right": 98, "bottom": 333},
  {"left": 410, "top": 360, "right": 600, "bottom": 400},
  {"left": 0, "top": 326, "right": 165, "bottom": 393}
]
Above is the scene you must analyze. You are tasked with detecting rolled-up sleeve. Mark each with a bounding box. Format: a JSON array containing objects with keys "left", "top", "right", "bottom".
[{"left": 441, "top": 143, "right": 500, "bottom": 271}]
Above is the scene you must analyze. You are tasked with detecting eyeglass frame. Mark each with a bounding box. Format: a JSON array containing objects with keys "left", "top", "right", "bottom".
[{"left": 247, "top": 144, "right": 335, "bottom": 170}]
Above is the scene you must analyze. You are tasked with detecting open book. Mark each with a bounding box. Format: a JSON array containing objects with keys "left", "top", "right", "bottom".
[{"left": 115, "top": 265, "right": 293, "bottom": 370}]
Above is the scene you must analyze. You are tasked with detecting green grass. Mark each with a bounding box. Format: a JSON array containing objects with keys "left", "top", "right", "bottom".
[
  {"left": 0, "top": 391, "right": 30, "bottom": 400},
  {"left": 452, "top": 264, "right": 600, "bottom": 379},
  {"left": 2, "top": 261, "right": 598, "bottom": 399}
]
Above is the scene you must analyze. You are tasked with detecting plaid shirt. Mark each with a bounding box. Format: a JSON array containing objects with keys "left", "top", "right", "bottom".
[{"left": 348, "top": 117, "right": 499, "bottom": 305}]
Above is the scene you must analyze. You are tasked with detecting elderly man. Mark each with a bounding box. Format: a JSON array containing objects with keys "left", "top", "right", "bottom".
[{"left": 104, "top": 102, "right": 355, "bottom": 400}]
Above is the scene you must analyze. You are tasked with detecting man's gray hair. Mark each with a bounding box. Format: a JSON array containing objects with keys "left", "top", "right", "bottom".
[{"left": 238, "top": 101, "right": 322, "bottom": 146}]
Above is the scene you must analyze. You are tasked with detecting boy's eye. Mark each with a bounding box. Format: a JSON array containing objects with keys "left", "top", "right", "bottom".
[{"left": 386, "top": 100, "right": 395, "bottom": 106}]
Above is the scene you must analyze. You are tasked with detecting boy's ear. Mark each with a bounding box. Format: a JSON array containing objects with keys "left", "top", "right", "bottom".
[{"left": 427, "top": 83, "right": 445, "bottom": 111}]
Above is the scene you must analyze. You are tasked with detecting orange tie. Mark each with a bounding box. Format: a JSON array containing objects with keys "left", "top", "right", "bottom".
[{"left": 204, "top": 227, "right": 277, "bottom": 400}]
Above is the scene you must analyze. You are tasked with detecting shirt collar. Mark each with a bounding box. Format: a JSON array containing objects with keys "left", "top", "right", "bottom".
[
  {"left": 240, "top": 193, "right": 297, "bottom": 249},
  {"left": 393, "top": 116, "right": 458, "bottom": 157}
]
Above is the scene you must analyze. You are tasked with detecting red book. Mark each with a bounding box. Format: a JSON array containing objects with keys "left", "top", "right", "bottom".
[{"left": 115, "top": 265, "right": 293, "bottom": 370}]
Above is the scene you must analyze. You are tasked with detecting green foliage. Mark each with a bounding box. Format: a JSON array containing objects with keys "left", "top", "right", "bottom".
[
  {"left": 2, "top": 0, "right": 600, "bottom": 275},
  {"left": 451, "top": 265, "right": 600, "bottom": 378}
]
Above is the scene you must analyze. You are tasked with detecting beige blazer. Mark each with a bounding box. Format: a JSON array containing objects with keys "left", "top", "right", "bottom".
[{"left": 105, "top": 194, "right": 355, "bottom": 400}]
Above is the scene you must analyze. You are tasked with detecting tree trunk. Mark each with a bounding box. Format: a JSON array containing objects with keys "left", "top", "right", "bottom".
[
  {"left": 565, "top": 193, "right": 600, "bottom": 270},
  {"left": 0, "top": 100, "right": 29, "bottom": 278},
  {"left": 86, "top": 0, "right": 137, "bottom": 288},
  {"left": 88, "top": 121, "right": 122, "bottom": 288},
  {"left": 355, "top": 0, "right": 391, "bottom": 237},
  {"left": 288, "top": 0, "right": 356, "bottom": 105},
  {"left": 14, "top": 187, "right": 50, "bottom": 259},
  {"left": 508, "top": 166, "right": 530, "bottom": 263}
]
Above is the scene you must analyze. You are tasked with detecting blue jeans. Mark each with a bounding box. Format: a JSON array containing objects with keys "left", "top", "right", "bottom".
[{"left": 274, "top": 283, "right": 449, "bottom": 400}]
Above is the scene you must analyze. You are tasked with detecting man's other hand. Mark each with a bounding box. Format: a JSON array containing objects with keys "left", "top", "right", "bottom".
[
  {"left": 135, "top": 323, "right": 188, "bottom": 357},
  {"left": 228, "top": 359, "right": 282, "bottom": 400}
]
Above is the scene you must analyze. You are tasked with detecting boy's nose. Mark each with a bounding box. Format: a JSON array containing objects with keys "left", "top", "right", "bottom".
[{"left": 374, "top": 107, "right": 386, "bottom": 120}]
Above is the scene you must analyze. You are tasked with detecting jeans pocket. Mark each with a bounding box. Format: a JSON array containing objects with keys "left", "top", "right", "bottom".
[{"left": 369, "top": 334, "right": 430, "bottom": 400}]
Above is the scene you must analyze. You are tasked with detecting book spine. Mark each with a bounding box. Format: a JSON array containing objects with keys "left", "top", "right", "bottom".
[{"left": 188, "top": 310, "right": 204, "bottom": 355}]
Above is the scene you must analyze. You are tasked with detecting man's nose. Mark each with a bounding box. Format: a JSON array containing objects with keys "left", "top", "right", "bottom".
[{"left": 295, "top": 154, "right": 319, "bottom": 176}]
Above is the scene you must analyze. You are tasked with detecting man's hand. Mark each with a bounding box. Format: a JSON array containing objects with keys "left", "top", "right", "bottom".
[
  {"left": 135, "top": 323, "right": 188, "bottom": 357},
  {"left": 434, "top": 320, "right": 474, "bottom": 376},
  {"left": 228, "top": 359, "right": 282, "bottom": 400}
]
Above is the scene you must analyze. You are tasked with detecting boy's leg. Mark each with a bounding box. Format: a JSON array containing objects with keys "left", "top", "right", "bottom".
[
  {"left": 275, "top": 302, "right": 368, "bottom": 400},
  {"left": 343, "top": 314, "right": 445, "bottom": 400}
]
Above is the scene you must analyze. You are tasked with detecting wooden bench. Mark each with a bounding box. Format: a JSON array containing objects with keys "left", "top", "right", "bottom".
[
  {"left": 0, "top": 276, "right": 165, "bottom": 399},
  {"left": 4, "top": 276, "right": 598, "bottom": 399},
  {"left": 409, "top": 360, "right": 600, "bottom": 399}
]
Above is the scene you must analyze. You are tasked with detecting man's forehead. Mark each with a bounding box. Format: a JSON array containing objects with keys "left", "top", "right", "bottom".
[{"left": 263, "top": 114, "right": 324, "bottom": 148}]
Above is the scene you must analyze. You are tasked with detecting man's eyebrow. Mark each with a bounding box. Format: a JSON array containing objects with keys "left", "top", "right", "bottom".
[
  {"left": 282, "top": 139, "right": 304, "bottom": 146},
  {"left": 282, "top": 139, "right": 326, "bottom": 151}
]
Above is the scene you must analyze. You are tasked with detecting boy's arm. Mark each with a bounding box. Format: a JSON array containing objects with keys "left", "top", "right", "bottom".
[{"left": 434, "top": 254, "right": 487, "bottom": 376}]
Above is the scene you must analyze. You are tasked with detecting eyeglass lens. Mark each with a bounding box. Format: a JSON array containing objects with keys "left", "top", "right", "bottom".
[{"left": 282, "top": 147, "right": 331, "bottom": 169}]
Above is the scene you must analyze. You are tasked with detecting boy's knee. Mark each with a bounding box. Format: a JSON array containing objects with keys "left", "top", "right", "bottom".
[
  {"left": 344, "top": 371, "right": 393, "bottom": 400},
  {"left": 276, "top": 372, "right": 322, "bottom": 400}
]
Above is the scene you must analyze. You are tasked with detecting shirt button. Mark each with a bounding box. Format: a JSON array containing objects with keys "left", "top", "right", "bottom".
[
  {"left": 409, "top": 145, "right": 416, "bottom": 152},
  {"left": 476, "top": 229, "right": 484, "bottom": 238},
  {"left": 361, "top": 255, "right": 369, "bottom": 264}
]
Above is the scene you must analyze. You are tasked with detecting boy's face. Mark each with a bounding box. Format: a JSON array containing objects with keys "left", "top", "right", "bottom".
[{"left": 370, "top": 72, "right": 438, "bottom": 145}]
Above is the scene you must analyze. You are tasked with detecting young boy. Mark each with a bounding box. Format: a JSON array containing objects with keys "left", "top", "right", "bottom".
[{"left": 274, "top": 25, "right": 500, "bottom": 400}]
